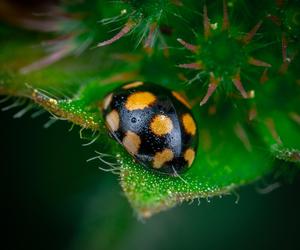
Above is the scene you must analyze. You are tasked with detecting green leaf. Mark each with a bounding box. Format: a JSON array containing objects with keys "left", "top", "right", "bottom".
[
  {"left": 4, "top": 68, "right": 274, "bottom": 217},
  {"left": 0, "top": 17, "right": 298, "bottom": 219}
]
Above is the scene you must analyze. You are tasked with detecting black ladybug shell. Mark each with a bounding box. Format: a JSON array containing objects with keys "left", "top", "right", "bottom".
[{"left": 102, "top": 81, "right": 198, "bottom": 175}]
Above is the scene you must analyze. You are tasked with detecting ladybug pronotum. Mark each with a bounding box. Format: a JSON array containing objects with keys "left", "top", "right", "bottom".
[{"left": 102, "top": 81, "right": 198, "bottom": 176}]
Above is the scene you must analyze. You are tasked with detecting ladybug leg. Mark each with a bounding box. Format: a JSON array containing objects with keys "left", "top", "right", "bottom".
[{"left": 171, "top": 166, "right": 188, "bottom": 184}]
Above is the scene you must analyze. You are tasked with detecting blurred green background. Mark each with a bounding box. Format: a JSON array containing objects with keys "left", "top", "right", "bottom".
[
  {"left": 1, "top": 0, "right": 300, "bottom": 249},
  {"left": 1, "top": 106, "right": 300, "bottom": 250}
]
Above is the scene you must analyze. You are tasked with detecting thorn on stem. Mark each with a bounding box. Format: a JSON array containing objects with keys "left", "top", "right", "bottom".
[
  {"left": 171, "top": 0, "right": 183, "bottom": 6},
  {"left": 222, "top": 0, "right": 230, "bottom": 31},
  {"left": 248, "top": 57, "right": 272, "bottom": 67},
  {"left": 177, "top": 38, "right": 199, "bottom": 53},
  {"left": 200, "top": 73, "right": 219, "bottom": 106},
  {"left": 279, "top": 50, "right": 297, "bottom": 74},
  {"left": 266, "top": 14, "right": 281, "bottom": 26},
  {"left": 20, "top": 44, "right": 74, "bottom": 74},
  {"left": 178, "top": 62, "right": 203, "bottom": 70},
  {"left": 144, "top": 23, "right": 158, "bottom": 49},
  {"left": 97, "top": 20, "right": 135, "bottom": 47},
  {"left": 289, "top": 112, "right": 300, "bottom": 126},
  {"left": 234, "top": 122, "right": 252, "bottom": 152},
  {"left": 281, "top": 32, "right": 288, "bottom": 63},
  {"left": 265, "top": 118, "right": 282, "bottom": 145},
  {"left": 232, "top": 71, "right": 248, "bottom": 98},
  {"left": 248, "top": 107, "right": 257, "bottom": 121},
  {"left": 243, "top": 20, "right": 262, "bottom": 44},
  {"left": 260, "top": 69, "right": 269, "bottom": 83},
  {"left": 276, "top": 0, "right": 285, "bottom": 8},
  {"left": 203, "top": 5, "right": 211, "bottom": 39}
]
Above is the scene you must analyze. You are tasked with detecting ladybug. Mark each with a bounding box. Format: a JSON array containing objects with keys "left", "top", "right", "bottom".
[{"left": 102, "top": 81, "right": 198, "bottom": 176}]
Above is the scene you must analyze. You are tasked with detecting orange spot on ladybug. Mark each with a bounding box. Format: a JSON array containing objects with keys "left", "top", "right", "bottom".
[
  {"left": 172, "top": 91, "right": 192, "bottom": 109},
  {"left": 122, "top": 131, "right": 141, "bottom": 155},
  {"left": 182, "top": 113, "right": 196, "bottom": 136},
  {"left": 125, "top": 91, "right": 156, "bottom": 111},
  {"left": 150, "top": 115, "right": 173, "bottom": 136},
  {"left": 122, "top": 81, "right": 144, "bottom": 89},
  {"left": 184, "top": 148, "right": 195, "bottom": 167},
  {"left": 153, "top": 149, "right": 174, "bottom": 169},
  {"left": 106, "top": 110, "right": 120, "bottom": 132}
]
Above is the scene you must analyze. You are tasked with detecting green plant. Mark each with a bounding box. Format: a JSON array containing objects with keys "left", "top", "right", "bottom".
[{"left": 0, "top": 0, "right": 299, "bottom": 218}]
